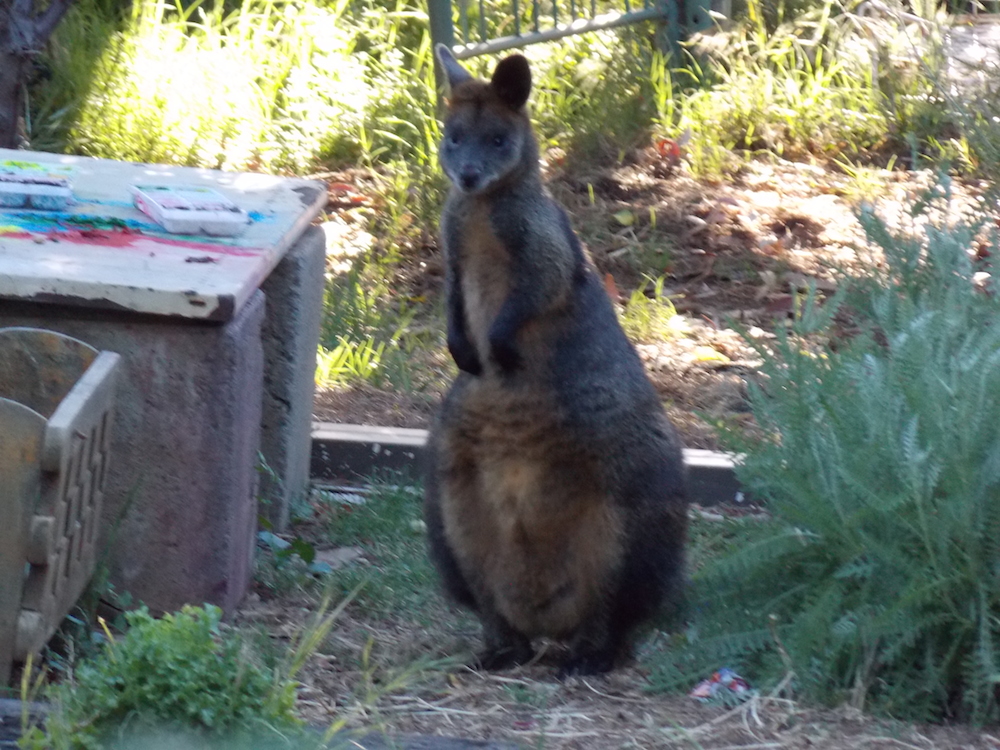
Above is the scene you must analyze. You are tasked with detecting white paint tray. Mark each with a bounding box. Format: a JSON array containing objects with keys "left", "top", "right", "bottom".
[
  {"left": 132, "top": 185, "right": 249, "bottom": 236},
  {"left": 0, "top": 172, "right": 73, "bottom": 210}
]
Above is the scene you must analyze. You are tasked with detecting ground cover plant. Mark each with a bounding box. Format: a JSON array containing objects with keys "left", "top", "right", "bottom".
[
  {"left": 18, "top": 605, "right": 301, "bottom": 749},
  {"left": 17, "top": 596, "right": 359, "bottom": 749}
]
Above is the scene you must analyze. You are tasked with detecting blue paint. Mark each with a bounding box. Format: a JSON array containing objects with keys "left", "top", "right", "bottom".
[
  {"left": 2, "top": 209, "right": 156, "bottom": 234},
  {"left": 85, "top": 198, "right": 136, "bottom": 210},
  {"left": 0, "top": 207, "right": 254, "bottom": 246}
]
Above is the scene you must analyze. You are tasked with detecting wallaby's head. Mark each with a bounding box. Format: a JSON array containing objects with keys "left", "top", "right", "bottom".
[{"left": 436, "top": 44, "right": 536, "bottom": 195}]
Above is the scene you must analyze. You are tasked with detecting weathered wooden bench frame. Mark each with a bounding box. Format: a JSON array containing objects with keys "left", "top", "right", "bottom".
[{"left": 0, "top": 328, "right": 120, "bottom": 685}]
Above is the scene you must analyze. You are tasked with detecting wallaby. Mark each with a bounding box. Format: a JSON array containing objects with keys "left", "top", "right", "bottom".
[{"left": 423, "top": 45, "right": 689, "bottom": 676}]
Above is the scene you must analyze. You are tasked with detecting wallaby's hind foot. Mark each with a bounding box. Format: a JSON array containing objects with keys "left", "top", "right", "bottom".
[
  {"left": 473, "top": 610, "right": 534, "bottom": 671},
  {"left": 557, "top": 651, "right": 617, "bottom": 679},
  {"left": 557, "top": 623, "right": 627, "bottom": 678},
  {"left": 474, "top": 641, "right": 534, "bottom": 672}
]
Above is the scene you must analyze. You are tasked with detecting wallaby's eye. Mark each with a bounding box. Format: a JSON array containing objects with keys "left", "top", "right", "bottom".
[
  {"left": 492, "top": 135, "right": 506, "bottom": 148},
  {"left": 448, "top": 132, "right": 460, "bottom": 146}
]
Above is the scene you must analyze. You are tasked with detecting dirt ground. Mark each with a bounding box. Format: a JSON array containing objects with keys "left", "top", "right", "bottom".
[
  {"left": 312, "top": 152, "right": 988, "bottom": 450},
  {"left": 238, "top": 561, "right": 1000, "bottom": 750}
]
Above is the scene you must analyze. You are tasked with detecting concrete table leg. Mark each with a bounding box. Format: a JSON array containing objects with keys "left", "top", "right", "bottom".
[
  {"left": 0, "top": 292, "right": 265, "bottom": 615},
  {"left": 259, "top": 225, "right": 325, "bottom": 531}
]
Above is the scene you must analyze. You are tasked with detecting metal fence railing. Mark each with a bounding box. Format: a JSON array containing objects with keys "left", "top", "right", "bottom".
[{"left": 429, "top": 0, "right": 713, "bottom": 74}]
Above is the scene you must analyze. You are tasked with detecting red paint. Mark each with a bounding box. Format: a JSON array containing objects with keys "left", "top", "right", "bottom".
[{"left": 2, "top": 227, "right": 261, "bottom": 257}]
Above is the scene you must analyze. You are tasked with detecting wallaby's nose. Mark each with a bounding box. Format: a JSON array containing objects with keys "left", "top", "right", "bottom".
[{"left": 459, "top": 166, "right": 481, "bottom": 191}]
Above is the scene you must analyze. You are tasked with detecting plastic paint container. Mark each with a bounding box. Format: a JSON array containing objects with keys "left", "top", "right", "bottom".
[
  {"left": 132, "top": 185, "right": 250, "bottom": 237},
  {"left": 0, "top": 173, "right": 73, "bottom": 210}
]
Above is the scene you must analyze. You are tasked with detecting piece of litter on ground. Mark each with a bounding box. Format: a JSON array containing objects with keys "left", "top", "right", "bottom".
[
  {"left": 312, "top": 486, "right": 367, "bottom": 505},
  {"left": 690, "top": 667, "right": 751, "bottom": 702},
  {"left": 313, "top": 546, "right": 365, "bottom": 570}
]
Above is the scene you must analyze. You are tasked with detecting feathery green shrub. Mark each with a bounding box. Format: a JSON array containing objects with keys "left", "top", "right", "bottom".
[{"left": 650, "top": 179, "right": 1000, "bottom": 723}]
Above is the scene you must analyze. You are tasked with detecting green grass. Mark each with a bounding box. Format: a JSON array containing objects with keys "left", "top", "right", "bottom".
[
  {"left": 653, "top": 0, "right": 892, "bottom": 177},
  {"left": 65, "top": 0, "right": 367, "bottom": 172},
  {"left": 619, "top": 275, "right": 685, "bottom": 343},
  {"left": 317, "top": 479, "right": 443, "bottom": 622}
]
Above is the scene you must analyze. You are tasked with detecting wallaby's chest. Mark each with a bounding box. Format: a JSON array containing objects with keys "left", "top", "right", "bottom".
[{"left": 451, "top": 202, "right": 512, "bottom": 344}]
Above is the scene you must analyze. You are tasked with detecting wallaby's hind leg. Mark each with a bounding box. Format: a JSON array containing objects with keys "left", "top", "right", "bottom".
[
  {"left": 560, "top": 610, "right": 624, "bottom": 677},
  {"left": 562, "top": 481, "right": 688, "bottom": 677},
  {"left": 476, "top": 603, "right": 534, "bottom": 671},
  {"left": 424, "top": 439, "right": 478, "bottom": 611}
]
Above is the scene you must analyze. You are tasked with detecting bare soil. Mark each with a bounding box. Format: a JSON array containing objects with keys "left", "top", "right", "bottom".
[{"left": 239, "top": 544, "right": 1000, "bottom": 750}]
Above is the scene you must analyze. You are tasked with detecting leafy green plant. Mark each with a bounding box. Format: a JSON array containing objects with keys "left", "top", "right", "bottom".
[
  {"left": 619, "top": 274, "right": 682, "bottom": 343},
  {"left": 315, "top": 337, "right": 389, "bottom": 388},
  {"left": 22, "top": 605, "right": 300, "bottom": 749},
  {"left": 649, "top": 180, "right": 1000, "bottom": 723}
]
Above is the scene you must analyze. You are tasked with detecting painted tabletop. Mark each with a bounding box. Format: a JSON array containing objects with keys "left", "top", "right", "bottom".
[{"left": 0, "top": 149, "right": 327, "bottom": 321}]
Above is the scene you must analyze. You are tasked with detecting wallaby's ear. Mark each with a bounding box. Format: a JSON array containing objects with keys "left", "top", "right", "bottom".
[
  {"left": 436, "top": 43, "right": 473, "bottom": 92},
  {"left": 491, "top": 54, "right": 531, "bottom": 110}
]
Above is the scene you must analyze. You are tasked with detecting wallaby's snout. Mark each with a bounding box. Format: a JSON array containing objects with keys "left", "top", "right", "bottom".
[{"left": 458, "top": 165, "right": 483, "bottom": 192}]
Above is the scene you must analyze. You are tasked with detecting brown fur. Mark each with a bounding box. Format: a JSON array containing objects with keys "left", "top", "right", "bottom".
[{"left": 437, "top": 380, "right": 625, "bottom": 639}]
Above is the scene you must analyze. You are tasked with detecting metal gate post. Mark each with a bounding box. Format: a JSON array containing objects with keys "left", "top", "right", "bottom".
[
  {"left": 655, "top": 0, "right": 682, "bottom": 58},
  {"left": 428, "top": 0, "right": 456, "bottom": 94}
]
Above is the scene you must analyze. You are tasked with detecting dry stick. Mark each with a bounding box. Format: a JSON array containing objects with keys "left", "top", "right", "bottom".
[
  {"left": 660, "top": 699, "right": 760, "bottom": 740},
  {"left": 859, "top": 738, "right": 932, "bottom": 750},
  {"left": 767, "top": 671, "right": 796, "bottom": 700},
  {"left": 580, "top": 678, "right": 649, "bottom": 703},
  {"left": 739, "top": 693, "right": 766, "bottom": 742},
  {"left": 522, "top": 640, "right": 552, "bottom": 668},
  {"left": 768, "top": 614, "right": 795, "bottom": 676},
  {"left": 669, "top": 678, "right": 800, "bottom": 742}
]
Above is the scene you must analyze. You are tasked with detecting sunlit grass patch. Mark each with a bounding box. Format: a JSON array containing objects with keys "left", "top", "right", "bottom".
[
  {"left": 71, "top": 0, "right": 367, "bottom": 172},
  {"left": 620, "top": 274, "right": 687, "bottom": 343}
]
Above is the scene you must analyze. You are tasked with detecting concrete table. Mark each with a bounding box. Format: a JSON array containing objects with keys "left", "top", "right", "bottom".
[{"left": 0, "top": 149, "right": 327, "bottom": 614}]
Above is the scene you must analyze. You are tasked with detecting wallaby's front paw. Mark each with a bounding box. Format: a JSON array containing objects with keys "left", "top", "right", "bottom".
[
  {"left": 448, "top": 339, "right": 483, "bottom": 376},
  {"left": 454, "top": 351, "right": 483, "bottom": 376},
  {"left": 489, "top": 337, "right": 521, "bottom": 373}
]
